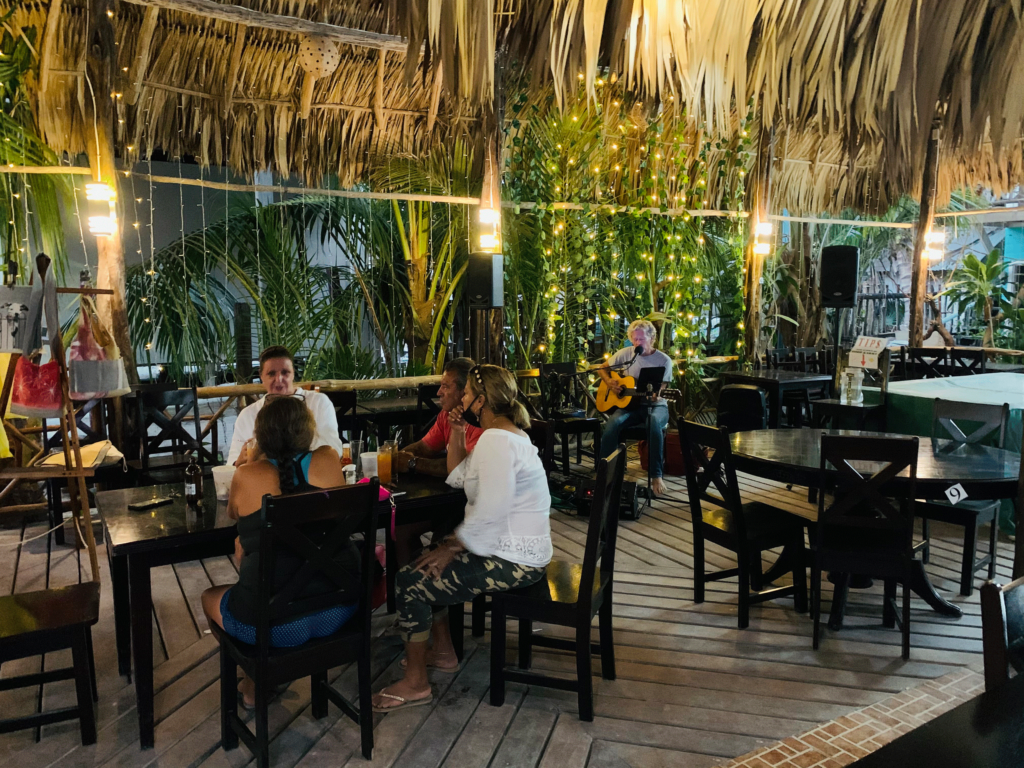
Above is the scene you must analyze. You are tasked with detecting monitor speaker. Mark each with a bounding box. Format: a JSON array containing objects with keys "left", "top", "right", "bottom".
[
  {"left": 467, "top": 253, "right": 504, "bottom": 308},
  {"left": 819, "top": 245, "right": 860, "bottom": 308}
]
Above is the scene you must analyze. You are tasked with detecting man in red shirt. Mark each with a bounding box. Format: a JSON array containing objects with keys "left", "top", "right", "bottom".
[{"left": 394, "top": 357, "right": 481, "bottom": 477}]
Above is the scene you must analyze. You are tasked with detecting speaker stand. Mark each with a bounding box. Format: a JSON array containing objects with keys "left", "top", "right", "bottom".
[{"left": 831, "top": 307, "right": 842, "bottom": 396}]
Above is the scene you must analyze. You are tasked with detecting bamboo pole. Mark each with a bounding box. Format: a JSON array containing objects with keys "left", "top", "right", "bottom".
[
  {"left": 86, "top": 0, "right": 138, "bottom": 384},
  {"left": 908, "top": 124, "right": 941, "bottom": 347},
  {"left": 121, "top": 0, "right": 408, "bottom": 51},
  {"left": 195, "top": 374, "right": 443, "bottom": 400}
]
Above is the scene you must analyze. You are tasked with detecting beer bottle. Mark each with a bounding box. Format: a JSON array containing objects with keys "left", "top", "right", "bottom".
[{"left": 185, "top": 455, "right": 203, "bottom": 508}]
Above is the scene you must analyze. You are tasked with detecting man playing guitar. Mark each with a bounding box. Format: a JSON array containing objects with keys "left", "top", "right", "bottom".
[{"left": 595, "top": 319, "right": 674, "bottom": 498}]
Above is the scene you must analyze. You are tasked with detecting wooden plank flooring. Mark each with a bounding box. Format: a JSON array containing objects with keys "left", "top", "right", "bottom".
[{"left": 0, "top": 453, "right": 1003, "bottom": 768}]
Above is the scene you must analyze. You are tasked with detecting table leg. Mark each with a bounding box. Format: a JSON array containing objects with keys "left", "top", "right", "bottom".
[
  {"left": 827, "top": 572, "right": 850, "bottom": 630},
  {"left": 108, "top": 544, "right": 132, "bottom": 679},
  {"left": 129, "top": 555, "right": 156, "bottom": 748},
  {"left": 908, "top": 560, "right": 962, "bottom": 617},
  {"left": 767, "top": 384, "right": 780, "bottom": 428}
]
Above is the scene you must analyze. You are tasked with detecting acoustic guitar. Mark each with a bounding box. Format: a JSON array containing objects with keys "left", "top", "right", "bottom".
[{"left": 595, "top": 370, "right": 680, "bottom": 413}]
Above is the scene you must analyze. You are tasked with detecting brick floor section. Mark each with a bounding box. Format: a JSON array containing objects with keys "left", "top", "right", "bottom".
[{"left": 714, "top": 669, "right": 986, "bottom": 768}]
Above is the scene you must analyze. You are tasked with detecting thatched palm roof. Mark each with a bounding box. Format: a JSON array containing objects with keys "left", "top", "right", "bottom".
[{"left": 16, "top": 0, "right": 1024, "bottom": 213}]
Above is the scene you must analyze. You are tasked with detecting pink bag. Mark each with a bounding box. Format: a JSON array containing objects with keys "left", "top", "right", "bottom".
[{"left": 11, "top": 357, "right": 62, "bottom": 418}]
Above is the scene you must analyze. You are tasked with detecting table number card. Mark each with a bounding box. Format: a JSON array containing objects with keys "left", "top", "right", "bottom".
[{"left": 945, "top": 483, "right": 968, "bottom": 505}]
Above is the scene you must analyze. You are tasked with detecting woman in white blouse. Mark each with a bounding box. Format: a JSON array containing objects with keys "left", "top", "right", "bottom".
[{"left": 372, "top": 365, "right": 551, "bottom": 712}]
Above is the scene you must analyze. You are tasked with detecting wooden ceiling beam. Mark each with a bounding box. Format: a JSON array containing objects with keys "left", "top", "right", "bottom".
[{"left": 120, "top": 0, "right": 408, "bottom": 52}]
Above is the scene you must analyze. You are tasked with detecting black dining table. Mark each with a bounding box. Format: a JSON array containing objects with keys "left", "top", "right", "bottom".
[
  {"left": 96, "top": 472, "right": 464, "bottom": 749},
  {"left": 721, "top": 369, "right": 833, "bottom": 428},
  {"left": 848, "top": 675, "right": 1024, "bottom": 767},
  {"left": 728, "top": 428, "right": 1020, "bottom": 624}
]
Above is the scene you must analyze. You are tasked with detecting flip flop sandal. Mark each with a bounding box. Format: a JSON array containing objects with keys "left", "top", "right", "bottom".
[
  {"left": 400, "top": 654, "right": 461, "bottom": 672},
  {"left": 372, "top": 691, "right": 433, "bottom": 714}
]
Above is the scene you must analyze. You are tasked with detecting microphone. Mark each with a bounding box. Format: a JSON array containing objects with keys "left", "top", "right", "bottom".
[{"left": 631, "top": 345, "right": 644, "bottom": 361}]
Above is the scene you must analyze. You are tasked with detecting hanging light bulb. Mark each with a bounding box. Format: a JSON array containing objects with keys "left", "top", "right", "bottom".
[
  {"left": 755, "top": 221, "right": 774, "bottom": 237},
  {"left": 753, "top": 242, "right": 771, "bottom": 255},
  {"left": 924, "top": 229, "right": 945, "bottom": 245},
  {"left": 89, "top": 213, "right": 117, "bottom": 236},
  {"left": 86, "top": 183, "right": 116, "bottom": 201}
]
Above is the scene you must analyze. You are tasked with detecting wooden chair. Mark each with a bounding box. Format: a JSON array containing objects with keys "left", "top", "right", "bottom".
[
  {"left": 716, "top": 384, "right": 768, "bottom": 433},
  {"left": 539, "top": 362, "right": 601, "bottom": 474},
  {"left": 131, "top": 384, "right": 217, "bottom": 479},
  {"left": 0, "top": 582, "right": 100, "bottom": 745},
  {"left": 918, "top": 399, "right": 1008, "bottom": 596},
  {"left": 900, "top": 347, "right": 949, "bottom": 379},
  {"left": 212, "top": 481, "right": 379, "bottom": 767},
  {"left": 489, "top": 445, "right": 626, "bottom": 721},
  {"left": 325, "top": 389, "right": 360, "bottom": 443},
  {"left": 814, "top": 434, "right": 919, "bottom": 659},
  {"left": 414, "top": 383, "right": 442, "bottom": 440},
  {"left": 981, "top": 577, "right": 1024, "bottom": 691},
  {"left": 450, "top": 419, "right": 557, "bottom": 659},
  {"left": 679, "top": 421, "right": 807, "bottom": 628},
  {"left": 949, "top": 347, "right": 987, "bottom": 376}
]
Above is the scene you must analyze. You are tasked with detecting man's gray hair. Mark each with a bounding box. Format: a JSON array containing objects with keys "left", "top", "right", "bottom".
[
  {"left": 443, "top": 357, "right": 476, "bottom": 391},
  {"left": 627, "top": 319, "right": 657, "bottom": 340}
]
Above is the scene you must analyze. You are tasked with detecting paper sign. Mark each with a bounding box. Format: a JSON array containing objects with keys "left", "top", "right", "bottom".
[
  {"left": 849, "top": 336, "right": 887, "bottom": 370},
  {"left": 945, "top": 483, "right": 968, "bottom": 505}
]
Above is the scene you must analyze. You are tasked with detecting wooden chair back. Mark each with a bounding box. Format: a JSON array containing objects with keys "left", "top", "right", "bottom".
[
  {"left": 932, "top": 398, "right": 1008, "bottom": 448},
  {"left": 716, "top": 384, "right": 767, "bottom": 433},
  {"left": 525, "top": 418, "right": 557, "bottom": 474},
  {"left": 252, "top": 480, "right": 379, "bottom": 653},
  {"left": 902, "top": 347, "right": 949, "bottom": 379},
  {"left": 325, "top": 390, "right": 360, "bottom": 443},
  {"left": 136, "top": 384, "right": 214, "bottom": 468},
  {"left": 578, "top": 446, "right": 626, "bottom": 616},
  {"left": 949, "top": 347, "right": 987, "bottom": 376},
  {"left": 415, "top": 384, "right": 442, "bottom": 440},
  {"left": 679, "top": 421, "right": 747, "bottom": 539},
  {"left": 817, "top": 434, "right": 919, "bottom": 552},
  {"left": 981, "top": 576, "right": 1024, "bottom": 691}
]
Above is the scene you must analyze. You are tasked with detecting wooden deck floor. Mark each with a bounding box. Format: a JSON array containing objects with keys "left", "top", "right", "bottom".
[{"left": 0, "top": 455, "right": 1003, "bottom": 768}]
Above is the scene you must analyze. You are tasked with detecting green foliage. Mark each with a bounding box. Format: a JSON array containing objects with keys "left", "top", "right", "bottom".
[
  {"left": 0, "top": 22, "right": 70, "bottom": 281},
  {"left": 501, "top": 76, "right": 752, "bottom": 372}
]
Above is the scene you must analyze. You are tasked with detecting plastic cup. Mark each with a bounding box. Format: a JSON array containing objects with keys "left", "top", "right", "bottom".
[
  {"left": 212, "top": 465, "right": 235, "bottom": 500},
  {"left": 360, "top": 452, "right": 378, "bottom": 478}
]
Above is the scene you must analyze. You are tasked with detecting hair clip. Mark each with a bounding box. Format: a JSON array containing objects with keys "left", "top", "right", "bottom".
[{"left": 471, "top": 365, "right": 485, "bottom": 388}]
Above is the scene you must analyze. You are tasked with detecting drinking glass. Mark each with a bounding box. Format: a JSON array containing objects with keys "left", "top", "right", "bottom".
[
  {"left": 378, "top": 440, "right": 397, "bottom": 487},
  {"left": 341, "top": 443, "right": 352, "bottom": 467},
  {"left": 349, "top": 439, "right": 364, "bottom": 478}
]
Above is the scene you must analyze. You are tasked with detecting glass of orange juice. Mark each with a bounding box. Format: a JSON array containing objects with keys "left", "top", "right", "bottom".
[{"left": 378, "top": 440, "right": 397, "bottom": 487}]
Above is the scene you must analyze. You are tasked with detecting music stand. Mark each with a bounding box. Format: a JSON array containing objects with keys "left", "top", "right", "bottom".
[{"left": 629, "top": 367, "right": 666, "bottom": 512}]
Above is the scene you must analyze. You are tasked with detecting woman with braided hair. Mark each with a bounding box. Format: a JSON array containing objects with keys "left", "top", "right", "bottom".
[
  {"left": 202, "top": 396, "right": 358, "bottom": 709},
  {"left": 372, "top": 365, "right": 552, "bottom": 712}
]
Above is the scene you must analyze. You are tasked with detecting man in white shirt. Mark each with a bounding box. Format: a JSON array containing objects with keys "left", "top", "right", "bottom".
[
  {"left": 227, "top": 346, "right": 343, "bottom": 465},
  {"left": 595, "top": 319, "right": 674, "bottom": 497}
]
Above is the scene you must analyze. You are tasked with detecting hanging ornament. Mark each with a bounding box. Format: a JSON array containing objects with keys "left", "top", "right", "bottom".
[{"left": 297, "top": 35, "right": 341, "bottom": 120}]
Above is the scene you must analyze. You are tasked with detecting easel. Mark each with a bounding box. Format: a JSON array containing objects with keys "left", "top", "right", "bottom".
[{"left": 0, "top": 255, "right": 102, "bottom": 582}]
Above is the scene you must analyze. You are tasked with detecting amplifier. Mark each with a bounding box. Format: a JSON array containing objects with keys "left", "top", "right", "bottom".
[{"left": 549, "top": 473, "right": 640, "bottom": 520}]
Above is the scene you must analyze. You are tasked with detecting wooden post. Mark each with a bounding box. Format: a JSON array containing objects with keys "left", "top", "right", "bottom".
[
  {"left": 85, "top": 0, "right": 138, "bottom": 384},
  {"left": 908, "top": 123, "right": 940, "bottom": 348},
  {"left": 743, "top": 126, "right": 775, "bottom": 360}
]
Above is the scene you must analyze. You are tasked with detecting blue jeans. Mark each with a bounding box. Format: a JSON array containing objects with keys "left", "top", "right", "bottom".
[{"left": 600, "top": 404, "right": 669, "bottom": 478}]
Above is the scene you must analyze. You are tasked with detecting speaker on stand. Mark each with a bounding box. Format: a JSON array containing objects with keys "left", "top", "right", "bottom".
[
  {"left": 819, "top": 245, "right": 860, "bottom": 381},
  {"left": 467, "top": 252, "right": 503, "bottom": 363}
]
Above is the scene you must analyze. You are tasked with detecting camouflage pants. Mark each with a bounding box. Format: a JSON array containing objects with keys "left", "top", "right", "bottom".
[{"left": 396, "top": 549, "right": 545, "bottom": 642}]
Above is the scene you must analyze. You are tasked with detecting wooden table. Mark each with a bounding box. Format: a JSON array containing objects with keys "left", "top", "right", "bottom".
[
  {"left": 97, "top": 474, "right": 463, "bottom": 748},
  {"left": 721, "top": 370, "right": 833, "bottom": 427},
  {"left": 848, "top": 676, "right": 1024, "bottom": 767},
  {"left": 728, "top": 428, "right": 1020, "bottom": 623}
]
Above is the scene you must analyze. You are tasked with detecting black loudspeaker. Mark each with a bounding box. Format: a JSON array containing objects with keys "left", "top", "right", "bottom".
[
  {"left": 819, "top": 245, "right": 860, "bottom": 308},
  {"left": 467, "top": 253, "right": 504, "bottom": 308}
]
